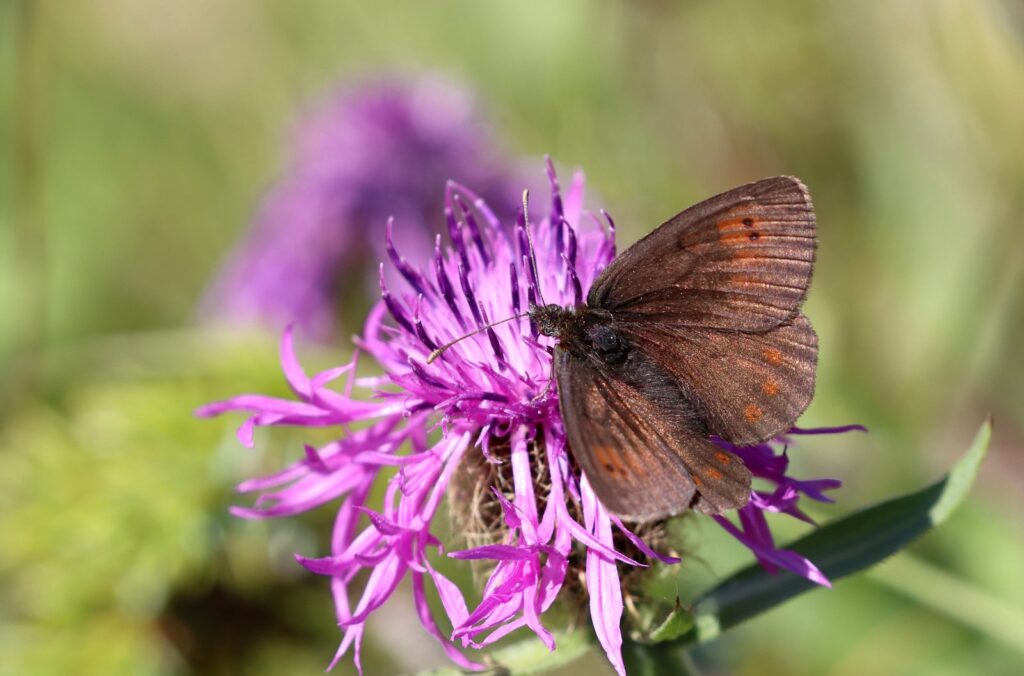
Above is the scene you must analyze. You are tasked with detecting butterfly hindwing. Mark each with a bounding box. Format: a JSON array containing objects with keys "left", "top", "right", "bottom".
[
  {"left": 588, "top": 176, "right": 815, "bottom": 332},
  {"left": 555, "top": 346, "right": 752, "bottom": 521},
  {"left": 619, "top": 313, "right": 818, "bottom": 446}
]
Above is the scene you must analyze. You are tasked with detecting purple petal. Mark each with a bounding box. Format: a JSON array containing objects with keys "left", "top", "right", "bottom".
[
  {"left": 610, "top": 515, "right": 682, "bottom": 565},
  {"left": 449, "top": 544, "right": 535, "bottom": 561},
  {"left": 412, "top": 571, "right": 486, "bottom": 671},
  {"left": 789, "top": 424, "right": 868, "bottom": 435},
  {"left": 713, "top": 513, "right": 831, "bottom": 588},
  {"left": 426, "top": 563, "right": 471, "bottom": 628},
  {"left": 582, "top": 478, "right": 627, "bottom": 676}
]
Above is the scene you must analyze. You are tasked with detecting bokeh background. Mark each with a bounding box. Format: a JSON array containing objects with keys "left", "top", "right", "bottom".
[{"left": 2, "top": 1, "right": 1023, "bottom": 674}]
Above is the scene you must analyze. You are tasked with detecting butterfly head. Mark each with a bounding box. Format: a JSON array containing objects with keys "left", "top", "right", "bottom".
[
  {"left": 529, "top": 303, "right": 578, "bottom": 340},
  {"left": 530, "top": 303, "right": 630, "bottom": 366}
]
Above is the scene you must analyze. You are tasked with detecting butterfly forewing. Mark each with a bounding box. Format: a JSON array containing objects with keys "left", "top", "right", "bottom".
[
  {"left": 555, "top": 347, "right": 752, "bottom": 521},
  {"left": 588, "top": 176, "right": 815, "bottom": 332}
]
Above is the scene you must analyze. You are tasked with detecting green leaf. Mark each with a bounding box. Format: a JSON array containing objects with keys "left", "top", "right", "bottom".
[{"left": 653, "top": 418, "right": 992, "bottom": 648}]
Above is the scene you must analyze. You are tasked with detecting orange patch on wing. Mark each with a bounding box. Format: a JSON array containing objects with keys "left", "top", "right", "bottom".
[
  {"left": 705, "top": 468, "right": 723, "bottom": 480},
  {"left": 716, "top": 213, "right": 758, "bottom": 230},
  {"left": 744, "top": 404, "right": 763, "bottom": 422},
  {"left": 594, "top": 446, "right": 626, "bottom": 475},
  {"left": 715, "top": 217, "right": 740, "bottom": 232},
  {"left": 717, "top": 212, "right": 764, "bottom": 254},
  {"left": 763, "top": 348, "right": 784, "bottom": 365},
  {"left": 718, "top": 230, "right": 756, "bottom": 245},
  {"left": 762, "top": 379, "right": 779, "bottom": 396},
  {"left": 717, "top": 241, "right": 762, "bottom": 263},
  {"left": 722, "top": 239, "right": 762, "bottom": 259},
  {"left": 714, "top": 451, "right": 731, "bottom": 465},
  {"left": 692, "top": 475, "right": 703, "bottom": 487}
]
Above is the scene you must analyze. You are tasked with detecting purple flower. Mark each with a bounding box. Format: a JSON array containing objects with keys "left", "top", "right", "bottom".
[
  {"left": 198, "top": 161, "right": 862, "bottom": 674},
  {"left": 200, "top": 75, "right": 524, "bottom": 340}
]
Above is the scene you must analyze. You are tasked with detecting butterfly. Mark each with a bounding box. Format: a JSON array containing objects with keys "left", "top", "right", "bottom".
[{"left": 529, "top": 176, "right": 818, "bottom": 522}]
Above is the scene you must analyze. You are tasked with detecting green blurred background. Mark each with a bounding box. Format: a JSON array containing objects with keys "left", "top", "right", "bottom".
[{"left": 2, "top": 1, "right": 1023, "bottom": 674}]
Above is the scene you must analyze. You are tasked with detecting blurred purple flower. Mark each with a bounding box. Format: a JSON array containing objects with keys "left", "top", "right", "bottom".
[
  {"left": 200, "top": 76, "right": 523, "bottom": 339},
  {"left": 198, "top": 161, "right": 862, "bottom": 674}
]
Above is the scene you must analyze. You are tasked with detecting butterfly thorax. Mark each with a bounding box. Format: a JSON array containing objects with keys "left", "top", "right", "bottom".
[{"left": 529, "top": 303, "right": 629, "bottom": 366}]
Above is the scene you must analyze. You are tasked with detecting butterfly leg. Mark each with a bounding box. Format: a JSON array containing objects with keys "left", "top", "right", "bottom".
[{"left": 530, "top": 357, "right": 557, "bottom": 403}]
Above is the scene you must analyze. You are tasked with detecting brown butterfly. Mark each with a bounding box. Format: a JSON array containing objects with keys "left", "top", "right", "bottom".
[{"left": 530, "top": 176, "right": 818, "bottom": 522}]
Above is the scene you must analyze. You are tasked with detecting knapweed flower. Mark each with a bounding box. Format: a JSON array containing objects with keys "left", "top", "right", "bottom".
[
  {"left": 200, "top": 75, "right": 524, "bottom": 340},
  {"left": 199, "top": 161, "right": 864, "bottom": 674}
]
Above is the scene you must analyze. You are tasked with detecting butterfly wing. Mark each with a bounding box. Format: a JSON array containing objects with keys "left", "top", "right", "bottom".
[
  {"left": 554, "top": 176, "right": 816, "bottom": 516},
  {"left": 555, "top": 346, "right": 752, "bottom": 521},
  {"left": 619, "top": 313, "right": 818, "bottom": 446},
  {"left": 588, "top": 176, "right": 815, "bottom": 332}
]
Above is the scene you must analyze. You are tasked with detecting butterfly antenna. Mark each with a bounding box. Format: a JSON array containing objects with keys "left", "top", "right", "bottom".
[
  {"left": 426, "top": 312, "right": 529, "bottom": 364},
  {"left": 522, "top": 189, "right": 547, "bottom": 306}
]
